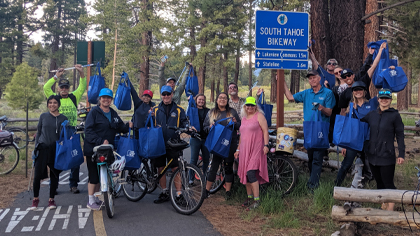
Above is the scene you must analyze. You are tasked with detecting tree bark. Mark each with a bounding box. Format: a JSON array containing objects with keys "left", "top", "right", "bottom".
[
  {"left": 365, "top": 0, "right": 380, "bottom": 98},
  {"left": 290, "top": 70, "right": 300, "bottom": 95},
  {"left": 234, "top": 46, "right": 240, "bottom": 85},
  {"left": 223, "top": 52, "right": 228, "bottom": 93},
  {"left": 270, "top": 70, "right": 277, "bottom": 103},
  {"left": 309, "top": 0, "right": 332, "bottom": 66},
  {"left": 397, "top": 64, "right": 409, "bottom": 110},
  {"left": 190, "top": 27, "right": 197, "bottom": 62},
  {"left": 49, "top": 1, "right": 63, "bottom": 92},
  {"left": 418, "top": 74, "right": 420, "bottom": 107},
  {"left": 198, "top": 22, "right": 207, "bottom": 94},
  {"left": 333, "top": 187, "right": 420, "bottom": 204},
  {"left": 139, "top": 0, "right": 152, "bottom": 94},
  {"left": 210, "top": 77, "right": 215, "bottom": 103},
  {"left": 330, "top": 0, "right": 366, "bottom": 71}
]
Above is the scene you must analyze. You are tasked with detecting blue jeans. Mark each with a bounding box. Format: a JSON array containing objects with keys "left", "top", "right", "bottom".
[
  {"left": 67, "top": 126, "right": 80, "bottom": 188},
  {"left": 335, "top": 148, "right": 358, "bottom": 186},
  {"left": 189, "top": 137, "right": 210, "bottom": 182},
  {"left": 307, "top": 148, "right": 325, "bottom": 189}
]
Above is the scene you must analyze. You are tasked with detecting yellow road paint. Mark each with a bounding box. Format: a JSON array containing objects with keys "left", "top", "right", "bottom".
[{"left": 93, "top": 210, "right": 107, "bottom": 236}]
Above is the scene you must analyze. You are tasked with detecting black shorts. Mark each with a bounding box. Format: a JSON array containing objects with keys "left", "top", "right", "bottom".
[
  {"left": 86, "top": 154, "right": 100, "bottom": 184},
  {"left": 153, "top": 149, "right": 179, "bottom": 168}
]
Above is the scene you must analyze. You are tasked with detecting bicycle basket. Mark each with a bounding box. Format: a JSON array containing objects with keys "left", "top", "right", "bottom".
[
  {"left": 0, "top": 130, "right": 13, "bottom": 146},
  {"left": 93, "top": 146, "right": 115, "bottom": 164}
]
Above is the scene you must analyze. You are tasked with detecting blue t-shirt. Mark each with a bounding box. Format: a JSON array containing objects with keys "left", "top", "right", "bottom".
[
  {"left": 104, "top": 111, "right": 111, "bottom": 122},
  {"left": 293, "top": 86, "right": 336, "bottom": 122},
  {"left": 317, "top": 66, "right": 336, "bottom": 89},
  {"left": 354, "top": 96, "right": 379, "bottom": 119}
]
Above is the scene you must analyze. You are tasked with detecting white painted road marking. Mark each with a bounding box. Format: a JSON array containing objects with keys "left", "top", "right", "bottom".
[{"left": 42, "top": 172, "right": 89, "bottom": 185}]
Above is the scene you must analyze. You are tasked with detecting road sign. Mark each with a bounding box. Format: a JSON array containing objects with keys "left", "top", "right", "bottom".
[
  {"left": 255, "top": 49, "right": 308, "bottom": 60},
  {"left": 255, "top": 10, "right": 309, "bottom": 50},
  {"left": 255, "top": 59, "right": 308, "bottom": 70}
]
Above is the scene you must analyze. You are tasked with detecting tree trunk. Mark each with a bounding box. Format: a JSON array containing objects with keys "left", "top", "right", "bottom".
[
  {"left": 234, "top": 46, "right": 240, "bottom": 85},
  {"left": 365, "top": 0, "right": 380, "bottom": 98},
  {"left": 198, "top": 23, "right": 207, "bottom": 94},
  {"left": 270, "top": 70, "right": 277, "bottom": 103},
  {"left": 331, "top": 205, "right": 420, "bottom": 228},
  {"left": 290, "top": 70, "right": 300, "bottom": 95},
  {"left": 216, "top": 78, "right": 220, "bottom": 96},
  {"left": 139, "top": 0, "right": 152, "bottom": 94},
  {"left": 223, "top": 52, "right": 228, "bottom": 93},
  {"left": 418, "top": 74, "right": 420, "bottom": 107},
  {"left": 210, "top": 77, "right": 215, "bottom": 102},
  {"left": 49, "top": 2, "right": 63, "bottom": 92},
  {"left": 397, "top": 64, "right": 409, "bottom": 110},
  {"left": 190, "top": 27, "right": 196, "bottom": 62},
  {"left": 330, "top": 0, "right": 366, "bottom": 71},
  {"left": 333, "top": 187, "right": 420, "bottom": 204},
  {"left": 310, "top": 0, "right": 332, "bottom": 65}
]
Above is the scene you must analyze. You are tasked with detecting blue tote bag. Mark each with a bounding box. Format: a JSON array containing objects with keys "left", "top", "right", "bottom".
[
  {"left": 185, "top": 66, "right": 199, "bottom": 97},
  {"left": 88, "top": 62, "right": 105, "bottom": 104},
  {"left": 55, "top": 120, "right": 84, "bottom": 171},
  {"left": 380, "top": 67, "right": 408, "bottom": 92},
  {"left": 333, "top": 103, "right": 369, "bottom": 151},
  {"left": 138, "top": 114, "right": 166, "bottom": 159},
  {"left": 114, "top": 72, "right": 132, "bottom": 110},
  {"left": 186, "top": 95, "right": 200, "bottom": 131},
  {"left": 117, "top": 128, "right": 140, "bottom": 170},
  {"left": 257, "top": 92, "right": 273, "bottom": 127},
  {"left": 205, "top": 117, "right": 234, "bottom": 158},
  {"left": 303, "top": 110, "right": 330, "bottom": 150},
  {"left": 367, "top": 40, "right": 391, "bottom": 89}
]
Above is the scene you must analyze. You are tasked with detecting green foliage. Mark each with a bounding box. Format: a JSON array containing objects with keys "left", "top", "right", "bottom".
[{"left": 5, "top": 62, "right": 44, "bottom": 111}]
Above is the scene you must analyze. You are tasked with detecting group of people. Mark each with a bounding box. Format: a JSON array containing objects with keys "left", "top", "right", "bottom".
[
  {"left": 284, "top": 42, "right": 405, "bottom": 211},
  {"left": 30, "top": 60, "right": 270, "bottom": 211}
]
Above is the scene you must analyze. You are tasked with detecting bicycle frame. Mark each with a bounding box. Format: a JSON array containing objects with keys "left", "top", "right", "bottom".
[{"left": 97, "top": 163, "right": 112, "bottom": 192}]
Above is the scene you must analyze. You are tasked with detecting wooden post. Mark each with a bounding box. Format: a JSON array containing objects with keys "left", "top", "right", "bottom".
[
  {"left": 276, "top": 69, "right": 284, "bottom": 128},
  {"left": 334, "top": 187, "right": 420, "bottom": 204},
  {"left": 111, "top": 29, "right": 118, "bottom": 91},
  {"left": 86, "top": 41, "right": 92, "bottom": 107}
]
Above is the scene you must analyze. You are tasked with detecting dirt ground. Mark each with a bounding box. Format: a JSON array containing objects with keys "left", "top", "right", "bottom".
[{"left": 0, "top": 170, "right": 31, "bottom": 208}]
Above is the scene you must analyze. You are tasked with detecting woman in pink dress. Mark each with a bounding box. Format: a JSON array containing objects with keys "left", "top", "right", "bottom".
[{"left": 234, "top": 97, "right": 269, "bottom": 210}]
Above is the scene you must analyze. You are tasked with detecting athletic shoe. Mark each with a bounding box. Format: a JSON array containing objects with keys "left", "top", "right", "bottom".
[
  {"left": 48, "top": 199, "right": 57, "bottom": 209},
  {"left": 96, "top": 200, "right": 104, "bottom": 207},
  {"left": 246, "top": 200, "right": 260, "bottom": 211},
  {"left": 204, "top": 190, "right": 210, "bottom": 199},
  {"left": 175, "top": 194, "right": 188, "bottom": 207},
  {"left": 241, "top": 198, "right": 252, "bottom": 208},
  {"left": 225, "top": 191, "right": 232, "bottom": 200},
  {"left": 30, "top": 199, "right": 39, "bottom": 210},
  {"left": 87, "top": 202, "right": 102, "bottom": 211},
  {"left": 153, "top": 192, "right": 169, "bottom": 204},
  {"left": 70, "top": 187, "right": 80, "bottom": 194}
]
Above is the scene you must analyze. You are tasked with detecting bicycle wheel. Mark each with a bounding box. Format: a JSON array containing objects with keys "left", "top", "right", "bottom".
[
  {"left": 169, "top": 163, "right": 205, "bottom": 215},
  {"left": 113, "top": 171, "right": 123, "bottom": 197},
  {"left": 266, "top": 155, "right": 298, "bottom": 195},
  {"left": 209, "top": 161, "right": 225, "bottom": 194},
  {"left": 104, "top": 173, "right": 115, "bottom": 218},
  {"left": 0, "top": 145, "right": 19, "bottom": 175},
  {"left": 142, "top": 160, "right": 158, "bottom": 194},
  {"left": 121, "top": 168, "right": 148, "bottom": 202},
  {"left": 7, "top": 128, "right": 27, "bottom": 149}
]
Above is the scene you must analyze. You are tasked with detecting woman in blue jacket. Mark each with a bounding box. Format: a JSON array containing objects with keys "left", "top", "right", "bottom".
[
  {"left": 84, "top": 88, "right": 130, "bottom": 210},
  {"left": 129, "top": 80, "right": 155, "bottom": 135}
]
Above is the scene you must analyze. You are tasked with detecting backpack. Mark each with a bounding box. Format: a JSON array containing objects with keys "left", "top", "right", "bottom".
[{"left": 58, "top": 93, "right": 77, "bottom": 108}]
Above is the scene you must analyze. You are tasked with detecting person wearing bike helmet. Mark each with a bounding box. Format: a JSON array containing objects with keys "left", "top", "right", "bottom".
[
  {"left": 335, "top": 81, "right": 379, "bottom": 186},
  {"left": 361, "top": 88, "right": 405, "bottom": 211},
  {"left": 84, "top": 88, "right": 131, "bottom": 210},
  {"left": 30, "top": 95, "right": 67, "bottom": 210},
  {"left": 43, "top": 64, "right": 86, "bottom": 194}
]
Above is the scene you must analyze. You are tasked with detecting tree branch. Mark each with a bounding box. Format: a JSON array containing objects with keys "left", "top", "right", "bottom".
[{"left": 361, "top": 0, "right": 420, "bottom": 21}]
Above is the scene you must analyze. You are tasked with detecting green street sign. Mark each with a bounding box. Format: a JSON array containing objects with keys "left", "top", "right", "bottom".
[{"left": 76, "top": 41, "right": 106, "bottom": 67}]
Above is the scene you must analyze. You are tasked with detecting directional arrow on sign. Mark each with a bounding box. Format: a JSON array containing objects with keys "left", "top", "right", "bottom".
[
  {"left": 256, "top": 61, "right": 260, "bottom": 67},
  {"left": 257, "top": 51, "right": 260, "bottom": 57}
]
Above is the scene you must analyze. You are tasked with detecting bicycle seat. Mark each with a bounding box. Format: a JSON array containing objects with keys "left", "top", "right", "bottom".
[
  {"left": 0, "top": 116, "right": 7, "bottom": 122},
  {"left": 93, "top": 144, "right": 114, "bottom": 152},
  {"left": 166, "top": 139, "right": 189, "bottom": 149}
]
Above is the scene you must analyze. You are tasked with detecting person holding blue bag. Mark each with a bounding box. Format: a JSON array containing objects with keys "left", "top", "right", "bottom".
[
  {"left": 30, "top": 95, "right": 67, "bottom": 210},
  {"left": 113, "top": 72, "right": 132, "bottom": 111},
  {"left": 284, "top": 70, "right": 335, "bottom": 190},
  {"left": 204, "top": 92, "right": 241, "bottom": 200},
  {"left": 188, "top": 94, "right": 210, "bottom": 185},
  {"left": 334, "top": 81, "right": 378, "bottom": 186},
  {"left": 84, "top": 88, "right": 131, "bottom": 210}
]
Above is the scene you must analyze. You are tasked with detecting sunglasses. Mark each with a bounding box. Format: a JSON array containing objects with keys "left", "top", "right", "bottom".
[
  {"left": 245, "top": 104, "right": 255, "bottom": 107},
  {"left": 162, "top": 92, "right": 171, "bottom": 96},
  {"left": 334, "top": 71, "right": 343, "bottom": 75},
  {"left": 327, "top": 62, "right": 337, "bottom": 66},
  {"left": 60, "top": 86, "right": 69, "bottom": 89},
  {"left": 379, "top": 90, "right": 392, "bottom": 95},
  {"left": 228, "top": 86, "right": 237, "bottom": 90},
  {"left": 342, "top": 73, "right": 353, "bottom": 78}
]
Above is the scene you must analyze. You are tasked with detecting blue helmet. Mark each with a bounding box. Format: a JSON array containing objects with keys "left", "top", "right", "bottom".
[{"left": 98, "top": 88, "right": 113, "bottom": 98}]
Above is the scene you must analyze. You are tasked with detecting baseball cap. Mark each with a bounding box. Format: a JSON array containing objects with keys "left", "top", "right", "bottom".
[
  {"left": 58, "top": 79, "right": 70, "bottom": 88},
  {"left": 306, "top": 70, "right": 319, "bottom": 78},
  {"left": 166, "top": 77, "right": 176, "bottom": 83},
  {"left": 143, "top": 90, "right": 153, "bottom": 98},
  {"left": 340, "top": 69, "right": 354, "bottom": 78},
  {"left": 378, "top": 88, "right": 392, "bottom": 99},
  {"left": 98, "top": 88, "right": 113, "bottom": 98},
  {"left": 244, "top": 97, "right": 256, "bottom": 106},
  {"left": 160, "top": 85, "right": 172, "bottom": 94},
  {"left": 351, "top": 81, "right": 366, "bottom": 91}
]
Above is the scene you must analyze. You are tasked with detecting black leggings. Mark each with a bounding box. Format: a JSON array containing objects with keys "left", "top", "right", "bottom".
[
  {"left": 207, "top": 154, "right": 234, "bottom": 183},
  {"left": 33, "top": 145, "right": 61, "bottom": 198},
  {"left": 369, "top": 164, "right": 396, "bottom": 189}
]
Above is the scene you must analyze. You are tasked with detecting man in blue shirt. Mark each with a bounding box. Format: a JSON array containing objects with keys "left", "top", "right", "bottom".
[{"left": 284, "top": 70, "right": 336, "bottom": 190}]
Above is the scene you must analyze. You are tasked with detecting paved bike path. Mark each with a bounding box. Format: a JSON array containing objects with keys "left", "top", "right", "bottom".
[{"left": 0, "top": 148, "right": 221, "bottom": 236}]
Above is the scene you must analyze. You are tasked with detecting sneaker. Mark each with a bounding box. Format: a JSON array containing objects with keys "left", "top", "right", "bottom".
[
  {"left": 205, "top": 190, "right": 210, "bottom": 199},
  {"left": 87, "top": 202, "right": 102, "bottom": 211},
  {"left": 30, "top": 199, "right": 39, "bottom": 210},
  {"left": 188, "top": 180, "right": 196, "bottom": 187},
  {"left": 70, "top": 187, "right": 80, "bottom": 194},
  {"left": 153, "top": 192, "right": 169, "bottom": 204},
  {"left": 48, "top": 199, "right": 57, "bottom": 209},
  {"left": 241, "top": 198, "right": 253, "bottom": 208},
  {"left": 246, "top": 200, "right": 260, "bottom": 211},
  {"left": 175, "top": 194, "right": 187, "bottom": 207}
]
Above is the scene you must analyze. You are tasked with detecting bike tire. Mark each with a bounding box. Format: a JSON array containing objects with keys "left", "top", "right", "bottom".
[
  {"left": 209, "top": 161, "right": 225, "bottom": 194},
  {"left": 264, "top": 155, "right": 298, "bottom": 195},
  {"left": 104, "top": 173, "right": 115, "bottom": 218},
  {"left": 121, "top": 168, "right": 148, "bottom": 202},
  {"left": 0, "top": 144, "right": 19, "bottom": 175},
  {"left": 7, "top": 128, "right": 27, "bottom": 149},
  {"left": 169, "top": 163, "right": 205, "bottom": 215},
  {"left": 142, "top": 160, "right": 158, "bottom": 194}
]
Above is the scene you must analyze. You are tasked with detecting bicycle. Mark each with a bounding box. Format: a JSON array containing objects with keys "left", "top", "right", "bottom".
[
  {"left": 123, "top": 126, "right": 206, "bottom": 215},
  {"left": 75, "top": 107, "right": 90, "bottom": 140},
  {"left": 196, "top": 154, "right": 226, "bottom": 194},
  {"left": 0, "top": 115, "right": 35, "bottom": 149},
  {"left": 0, "top": 128, "right": 20, "bottom": 175},
  {"left": 92, "top": 144, "right": 125, "bottom": 218}
]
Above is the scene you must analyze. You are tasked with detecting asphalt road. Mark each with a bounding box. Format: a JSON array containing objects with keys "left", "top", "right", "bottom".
[{"left": 0, "top": 148, "right": 221, "bottom": 236}]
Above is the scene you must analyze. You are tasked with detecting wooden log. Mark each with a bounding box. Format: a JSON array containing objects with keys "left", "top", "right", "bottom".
[
  {"left": 334, "top": 187, "right": 420, "bottom": 204},
  {"left": 331, "top": 205, "right": 420, "bottom": 228},
  {"left": 293, "top": 150, "right": 340, "bottom": 169}
]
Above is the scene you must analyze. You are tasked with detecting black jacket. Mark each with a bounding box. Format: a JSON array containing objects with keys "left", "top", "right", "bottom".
[
  {"left": 361, "top": 108, "right": 405, "bottom": 166},
  {"left": 152, "top": 101, "right": 188, "bottom": 142},
  {"left": 130, "top": 82, "right": 155, "bottom": 129},
  {"left": 84, "top": 106, "right": 129, "bottom": 157}
]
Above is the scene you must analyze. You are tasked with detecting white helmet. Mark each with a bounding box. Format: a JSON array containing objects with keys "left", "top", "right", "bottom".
[{"left": 110, "top": 155, "right": 126, "bottom": 172}]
